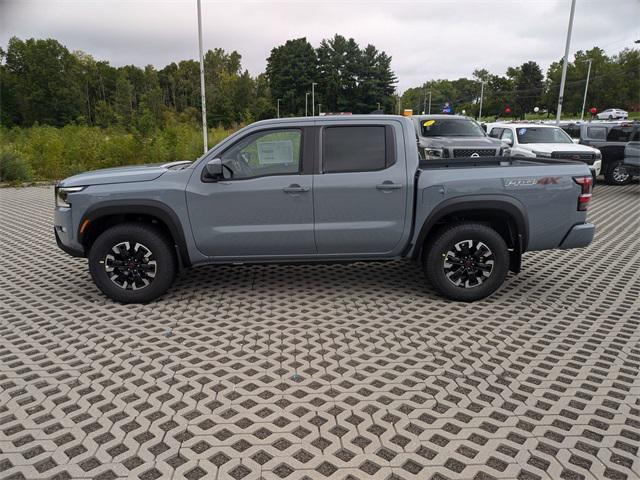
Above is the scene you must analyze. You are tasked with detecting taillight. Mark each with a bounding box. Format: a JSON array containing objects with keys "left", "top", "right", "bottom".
[{"left": 573, "top": 176, "right": 592, "bottom": 211}]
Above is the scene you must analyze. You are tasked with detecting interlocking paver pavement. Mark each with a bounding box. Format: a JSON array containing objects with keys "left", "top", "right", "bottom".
[{"left": 0, "top": 183, "right": 639, "bottom": 480}]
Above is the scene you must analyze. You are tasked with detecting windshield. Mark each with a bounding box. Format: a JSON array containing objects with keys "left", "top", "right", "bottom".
[
  {"left": 420, "top": 119, "right": 486, "bottom": 137},
  {"left": 516, "top": 127, "right": 573, "bottom": 144}
]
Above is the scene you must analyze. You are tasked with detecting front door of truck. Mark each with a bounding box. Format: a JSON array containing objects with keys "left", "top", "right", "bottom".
[
  {"left": 313, "top": 124, "right": 408, "bottom": 255},
  {"left": 186, "top": 127, "right": 316, "bottom": 258}
]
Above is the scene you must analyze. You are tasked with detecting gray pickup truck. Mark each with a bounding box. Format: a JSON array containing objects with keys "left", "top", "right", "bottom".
[{"left": 54, "top": 115, "right": 595, "bottom": 303}]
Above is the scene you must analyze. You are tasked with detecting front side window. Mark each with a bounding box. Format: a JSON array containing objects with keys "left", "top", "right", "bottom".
[
  {"left": 420, "top": 119, "right": 485, "bottom": 137},
  {"left": 587, "top": 127, "right": 607, "bottom": 141},
  {"left": 488, "top": 128, "right": 503, "bottom": 138},
  {"left": 501, "top": 129, "right": 514, "bottom": 142},
  {"left": 322, "top": 126, "right": 388, "bottom": 173},
  {"left": 516, "top": 127, "right": 572, "bottom": 144},
  {"left": 220, "top": 129, "right": 301, "bottom": 179}
]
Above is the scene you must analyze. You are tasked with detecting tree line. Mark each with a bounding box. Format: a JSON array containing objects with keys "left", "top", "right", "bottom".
[
  {"left": 0, "top": 35, "right": 397, "bottom": 131},
  {"left": 401, "top": 46, "right": 639, "bottom": 119}
]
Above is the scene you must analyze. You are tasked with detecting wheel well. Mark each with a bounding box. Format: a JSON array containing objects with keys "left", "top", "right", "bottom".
[
  {"left": 417, "top": 210, "right": 522, "bottom": 263},
  {"left": 81, "top": 214, "right": 184, "bottom": 265}
]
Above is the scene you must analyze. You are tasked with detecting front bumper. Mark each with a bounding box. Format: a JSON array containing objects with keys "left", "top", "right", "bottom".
[
  {"left": 54, "top": 227, "right": 84, "bottom": 257},
  {"left": 559, "top": 223, "right": 595, "bottom": 249},
  {"left": 54, "top": 207, "right": 85, "bottom": 257},
  {"left": 591, "top": 159, "right": 602, "bottom": 176}
]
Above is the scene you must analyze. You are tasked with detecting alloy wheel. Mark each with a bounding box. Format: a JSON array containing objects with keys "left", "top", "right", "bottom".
[
  {"left": 102, "top": 241, "right": 157, "bottom": 290},
  {"left": 443, "top": 239, "right": 495, "bottom": 288}
]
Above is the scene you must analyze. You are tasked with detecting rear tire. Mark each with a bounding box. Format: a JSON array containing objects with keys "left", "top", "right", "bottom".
[
  {"left": 603, "top": 160, "right": 631, "bottom": 185},
  {"left": 424, "top": 223, "right": 509, "bottom": 302},
  {"left": 88, "top": 223, "right": 176, "bottom": 303}
]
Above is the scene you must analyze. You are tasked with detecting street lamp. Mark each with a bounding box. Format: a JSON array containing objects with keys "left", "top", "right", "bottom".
[
  {"left": 423, "top": 90, "right": 432, "bottom": 114},
  {"left": 580, "top": 59, "right": 593, "bottom": 121},
  {"left": 196, "top": 0, "right": 208, "bottom": 153},
  {"left": 277, "top": 98, "right": 281, "bottom": 118},
  {"left": 556, "top": 0, "right": 577, "bottom": 124},
  {"left": 311, "top": 82, "right": 317, "bottom": 116},
  {"left": 478, "top": 81, "right": 485, "bottom": 121},
  {"left": 305, "top": 92, "right": 310, "bottom": 116}
]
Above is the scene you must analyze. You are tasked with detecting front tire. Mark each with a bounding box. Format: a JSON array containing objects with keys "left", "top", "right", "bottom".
[
  {"left": 424, "top": 223, "right": 509, "bottom": 302},
  {"left": 88, "top": 223, "right": 176, "bottom": 303},
  {"left": 603, "top": 160, "right": 631, "bottom": 185}
]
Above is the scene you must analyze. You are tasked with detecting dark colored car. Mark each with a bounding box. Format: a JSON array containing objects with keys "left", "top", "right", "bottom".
[
  {"left": 411, "top": 115, "right": 506, "bottom": 160},
  {"left": 579, "top": 121, "right": 640, "bottom": 184},
  {"left": 623, "top": 141, "right": 640, "bottom": 174}
]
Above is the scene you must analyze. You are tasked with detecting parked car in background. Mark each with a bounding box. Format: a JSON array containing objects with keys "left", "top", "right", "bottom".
[
  {"left": 596, "top": 108, "right": 628, "bottom": 120},
  {"left": 412, "top": 115, "right": 506, "bottom": 160},
  {"left": 486, "top": 122, "right": 602, "bottom": 180},
  {"left": 54, "top": 115, "right": 595, "bottom": 304},
  {"left": 579, "top": 121, "right": 639, "bottom": 184}
]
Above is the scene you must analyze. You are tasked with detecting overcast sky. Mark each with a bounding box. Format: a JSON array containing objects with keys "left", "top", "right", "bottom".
[{"left": 1, "top": 0, "right": 638, "bottom": 90}]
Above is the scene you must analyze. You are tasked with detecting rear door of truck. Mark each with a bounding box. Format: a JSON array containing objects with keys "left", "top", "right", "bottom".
[{"left": 312, "top": 119, "right": 409, "bottom": 255}]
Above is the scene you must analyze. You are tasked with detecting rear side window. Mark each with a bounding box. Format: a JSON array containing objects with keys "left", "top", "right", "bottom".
[
  {"left": 322, "top": 126, "right": 392, "bottom": 173},
  {"left": 586, "top": 127, "right": 606, "bottom": 141}
]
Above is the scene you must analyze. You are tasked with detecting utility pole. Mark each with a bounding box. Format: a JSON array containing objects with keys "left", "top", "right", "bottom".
[
  {"left": 556, "top": 0, "right": 577, "bottom": 125},
  {"left": 311, "top": 82, "right": 317, "bottom": 116},
  {"left": 422, "top": 90, "right": 427, "bottom": 114},
  {"left": 580, "top": 58, "right": 592, "bottom": 121},
  {"left": 196, "top": 0, "right": 208, "bottom": 153},
  {"left": 478, "top": 81, "right": 484, "bottom": 120},
  {"left": 305, "top": 92, "right": 310, "bottom": 116},
  {"left": 277, "top": 98, "right": 281, "bottom": 118}
]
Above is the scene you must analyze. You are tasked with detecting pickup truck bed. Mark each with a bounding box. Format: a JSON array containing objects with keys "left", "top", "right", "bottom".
[{"left": 54, "top": 115, "right": 595, "bottom": 303}]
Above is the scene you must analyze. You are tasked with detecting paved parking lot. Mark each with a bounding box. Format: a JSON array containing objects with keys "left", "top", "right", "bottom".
[{"left": 1, "top": 183, "right": 639, "bottom": 480}]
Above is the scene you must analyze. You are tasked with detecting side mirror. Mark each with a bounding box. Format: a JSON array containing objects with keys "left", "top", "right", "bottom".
[
  {"left": 502, "top": 137, "right": 513, "bottom": 146},
  {"left": 205, "top": 158, "right": 223, "bottom": 179}
]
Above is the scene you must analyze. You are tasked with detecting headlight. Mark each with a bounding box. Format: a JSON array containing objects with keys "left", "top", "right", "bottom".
[
  {"left": 594, "top": 150, "right": 602, "bottom": 159},
  {"left": 423, "top": 148, "right": 444, "bottom": 159},
  {"left": 532, "top": 150, "right": 552, "bottom": 158},
  {"left": 55, "top": 186, "right": 85, "bottom": 208}
]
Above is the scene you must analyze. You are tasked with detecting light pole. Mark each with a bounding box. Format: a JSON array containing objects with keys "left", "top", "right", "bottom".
[
  {"left": 478, "top": 81, "right": 485, "bottom": 121},
  {"left": 580, "top": 58, "right": 592, "bottom": 121},
  {"left": 196, "top": 0, "right": 208, "bottom": 153},
  {"left": 556, "top": 0, "right": 577, "bottom": 125},
  {"left": 427, "top": 91, "right": 432, "bottom": 114},
  {"left": 305, "top": 92, "right": 310, "bottom": 116},
  {"left": 318, "top": 104, "right": 322, "bottom": 116},
  {"left": 277, "top": 99, "right": 281, "bottom": 118},
  {"left": 311, "top": 82, "right": 317, "bottom": 116},
  {"left": 377, "top": 102, "right": 381, "bottom": 111}
]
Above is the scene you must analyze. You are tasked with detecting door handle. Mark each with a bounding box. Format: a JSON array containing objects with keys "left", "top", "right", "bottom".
[
  {"left": 376, "top": 182, "right": 403, "bottom": 190},
  {"left": 283, "top": 184, "right": 310, "bottom": 194}
]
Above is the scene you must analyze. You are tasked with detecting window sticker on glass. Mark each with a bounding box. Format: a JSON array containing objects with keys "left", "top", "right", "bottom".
[
  {"left": 257, "top": 140, "right": 294, "bottom": 165},
  {"left": 423, "top": 120, "right": 436, "bottom": 127},
  {"left": 518, "top": 128, "right": 527, "bottom": 136}
]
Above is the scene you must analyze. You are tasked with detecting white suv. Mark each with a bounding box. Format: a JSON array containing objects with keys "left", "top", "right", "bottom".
[
  {"left": 596, "top": 108, "right": 628, "bottom": 120},
  {"left": 486, "top": 123, "right": 602, "bottom": 179}
]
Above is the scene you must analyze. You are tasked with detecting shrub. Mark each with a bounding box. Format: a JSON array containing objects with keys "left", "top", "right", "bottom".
[{"left": 0, "top": 150, "right": 33, "bottom": 183}]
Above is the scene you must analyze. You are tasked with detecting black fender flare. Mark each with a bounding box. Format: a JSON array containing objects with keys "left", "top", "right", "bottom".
[
  {"left": 78, "top": 200, "right": 191, "bottom": 267},
  {"left": 412, "top": 195, "right": 529, "bottom": 260}
]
